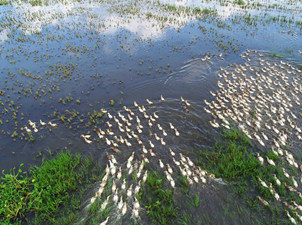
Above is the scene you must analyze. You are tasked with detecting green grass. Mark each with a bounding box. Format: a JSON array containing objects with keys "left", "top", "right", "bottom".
[
  {"left": 0, "top": 0, "right": 9, "bottom": 5},
  {"left": 269, "top": 52, "right": 283, "bottom": 58},
  {"left": 234, "top": 0, "right": 245, "bottom": 5},
  {"left": 202, "top": 8, "right": 217, "bottom": 15},
  {"left": 0, "top": 151, "right": 101, "bottom": 224},
  {"left": 195, "top": 129, "right": 300, "bottom": 223},
  {"left": 138, "top": 171, "right": 177, "bottom": 225},
  {"left": 197, "top": 129, "right": 259, "bottom": 187}
]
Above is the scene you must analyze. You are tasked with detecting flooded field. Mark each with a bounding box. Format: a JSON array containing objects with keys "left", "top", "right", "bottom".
[{"left": 0, "top": 0, "right": 302, "bottom": 224}]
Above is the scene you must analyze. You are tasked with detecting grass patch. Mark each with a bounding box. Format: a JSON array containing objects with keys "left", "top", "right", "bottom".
[
  {"left": 0, "top": 0, "right": 9, "bottom": 5},
  {"left": 195, "top": 129, "right": 300, "bottom": 223},
  {"left": 138, "top": 171, "right": 177, "bottom": 225},
  {"left": 269, "top": 52, "right": 283, "bottom": 58},
  {"left": 197, "top": 129, "right": 258, "bottom": 187},
  {"left": 234, "top": 0, "right": 245, "bottom": 5},
  {"left": 0, "top": 151, "right": 101, "bottom": 224}
]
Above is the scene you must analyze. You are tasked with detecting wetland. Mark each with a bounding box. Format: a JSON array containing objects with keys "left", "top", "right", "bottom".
[{"left": 0, "top": 0, "right": 302, "bottom": 224}]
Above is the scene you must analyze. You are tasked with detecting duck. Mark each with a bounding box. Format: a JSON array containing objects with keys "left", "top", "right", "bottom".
[
  {"left": 184, "top": 100, "right": 190, "bottom": 107},
  {"left": 125, "top": 139, "right": 132, "bottom": 147},
  {"left": 24, "top": 126, "right": 31, "bottom": 133},
  {"left": 121, "top": 179, "right": 126, "bottom": 190},
  {"left": 146, "top": 99, "right": 153, "bottom": 105},
  {"left": 142, "top": 145, "right": 148, "bottom": 154},
  {"left": 40, "top": 120, "right": 46, "bottom": 126},
  {"left": 169, "top": 148, "right": 175, "bottom": 156},
  {"left": 257, "top": 196, "right": 269, "bottom": 206},
  {"left": 101, "top": 196, "right": 110, "bottom": 211},
  {"left": 149, "top": 140, "right": 154, "bottom": 148},
  {"left": 107, "top": 112, "right": 113, "bottom": 119},
  {"left": 118, "top": 197, "right": 123, "bottom": 210},
  {"left": 273, "top": 174, "right": 281, "bottom": 186},
  {"left": 266, "top": 157, "right": 275, "bottom": 166},
  {"left": 157, "top": 124, "right": 163, "bottom": 131},
  {"left": 101, "top": 109, "right": 108, "bottom": 114},
  {"left": 112, "top": 181, "right": 117, "bottom": 192},
  {"left": 117, "top": 167, "right": 122, "bottom": 179},
  {"left": 128, "top": 114, "right": 133, "bottom": 121},
  {"left": 142, "top": 171, "right": 148, "bottom": 182},
  {"left": 142, "top": 154, "right": 150, "bottom": 163},
  {"left": 159, "top": 159, "right": 164, "bottom": 168},
  {"left": 48, "top": 121, "right": 57, "bottom": 127},
  {"left": 106, "top": 121, "right": 112, "bottom": 128},
  {"left": 97, "top": 131, "right": 104, "bottom": 139},
  {"left": 122, "top": 202, "right": 127, "bottom": 215},
  {"left": 282, "top": 168, "right": 290, "bottom": 178},
  {"left": 164, "top": 171, "right": 173, "bottom": 181},
  {"left": 166, "top": 164, "right": 173, "bottom": 174},
  {"left": 161, "top": 95, "right": 165, "bottom": 101},
  {"left": 286, "top": 211, "right": 297, "bottom": 225},
  {"left": 105, "top": 138, "right": 111, "bottom": 146},
  {"left": 128, "top": 151, "right": 135, "bottom": 162},
  {"left": 149, "top": 149, "right": 156, "bottom": 157},
  {"left": 28, "top": 120, "right": 36, "bottom": 128},
  {"left": 169, "top": 122, "right": 175, "bottom": 130},
  {"left": 153, "top": 112, "right": 159, "bottom": 119},
  {"left": 81, "top": 134, "right": 92, "bottom": 144},
  {"left": 173, "top": 157, "right": 180, "bottom": 166},
  {"left": 134, "top": 181, "right": 141, "bottom": 193},
  {"left": 132, "top": 207, "right": 139, "bottom": 218},
  {"left": 109, "top": 161, "right": 116, "bottom": 175},
  {"left": 128, "top": 165, "right": 133, "bottom": 175},
  {"left": 160, "top": 138, "right": 166, "bottom": 145},
  {"left": 133, "top": 197, "right": 140, "bottom": 209},
  {"left": 162, "top": 129, "right": 167, "bottom": 136},
  {"left": 131, "top": 131, "right": 138, "bottom": 138},
  {"left": 147, "top": 115, "right": 154, "bottom": 122},
  {"left": 127, "top": 185, "right": 133, "bottom": 198},
  {"left": 100, "top": 217, "right": 110, "bottom": 225}
]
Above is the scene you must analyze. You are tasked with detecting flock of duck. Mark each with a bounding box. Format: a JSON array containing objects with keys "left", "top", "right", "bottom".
[
  {"left": 204, "top": 49, "right": 302, "bottom": 224},
  {"left": 23, "top": 50, "right": 302, "bottom": 224},
  {"left": 22, "top": 120, "right": 57, "bottom": 135},
  {"left": 76, "top": 96, "right": 215, "bottom": 224}
]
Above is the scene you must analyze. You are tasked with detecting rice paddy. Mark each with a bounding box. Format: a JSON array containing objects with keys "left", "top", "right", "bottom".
[{"left": 0, "top": 0, "right": 302, "bottom": 224}]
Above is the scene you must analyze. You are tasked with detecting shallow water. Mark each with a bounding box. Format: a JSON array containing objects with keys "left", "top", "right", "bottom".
[{"left": 0, "top": 0, "right": 302, "bottom": 224}]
